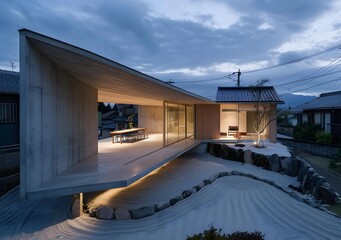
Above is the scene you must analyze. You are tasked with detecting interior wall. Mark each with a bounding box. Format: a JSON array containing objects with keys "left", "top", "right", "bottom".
[
  {"left": 138, "top": 105, "right": 163, "bottom": 133},
  {"left": 220, "top": 104, "right": 247, "bottom": 133},
  {"left": 195, "top": 104, "right": 220, "bottom": 139},
  {"left": 20, "top": 39, "right": 98, "bottom": 197}
]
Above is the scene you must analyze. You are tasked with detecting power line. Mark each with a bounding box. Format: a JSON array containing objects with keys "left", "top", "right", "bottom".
[
  {"left": 276, "top": 69, "right": 341, "bottom": 91},
  {"left": 275, "top": 57, "right": 341, "bottom": 88},
  {"left": 174, "top": 76, "right": 229, "bottom": 83},
  {"left": 166, "top": 43, "right": 341, "bottom": 84},
  {"left": 243, "top": 44, "right": 341, "bottom": 74},
  {"left": 286, "top": 77, "right": 341, "bottom": 93}
]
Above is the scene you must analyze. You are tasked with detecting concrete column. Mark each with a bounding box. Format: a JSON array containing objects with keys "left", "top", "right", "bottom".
[{"left": 72, "top": 193, "right": 83, "bottom": 218}]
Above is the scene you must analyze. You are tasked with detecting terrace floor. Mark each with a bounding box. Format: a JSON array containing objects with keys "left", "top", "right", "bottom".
[{"left": 27, "top": 134, "right": 201, "bottom": 198}]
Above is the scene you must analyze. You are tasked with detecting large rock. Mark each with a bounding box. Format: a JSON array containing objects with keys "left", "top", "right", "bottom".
[
  {"left": 252, "top": 153, "right": 269, "bottom": 170},
  {"left": 320, "top": 186, "right": 338, "bottom": 205},
  {"left": 169, "top": 197, "right": 178, "bottom": 206},
  {"left": 208, "top": 143, "right": 221, "bottom": 157},
  {"left": 301, "top": 168, "right": 315, "bottom": 193},
  {"left": 96, "top": 206, "right": 114, "bottom": 220},
  {"left": 219, "top": 145, "right": 229, "bottom": 159},
  {"left": 297, "top": 161, "right": 309, "bottom": 183},
  {"left": 243, "top": 150, "right": 253, "bottom": 164},
  {"left": 130, "top": 206, "right": 155, "bottom": 220},
  {"left": 89, "top": 205, "right": 101, "bottom": 217},
  {"left": 182, "top": 190, "right": 192, "bottom": 199},
  {"left": 268, "top": 154, "right": 281, "bottom": 172},
  {"left": 114, "top": 208, "right": 131, "bottom": 220},
  {"left": 154, "top": 202, "right": 170, "bottom": 212},
  {"left": 281, "top": 157, "right": 299, "bottom": 176},
  {"left": 71, "top": 198, "right": 81, "bottom": 218},
  {"left": 227, "top": 148, "right": 241, "bottom": 162}
]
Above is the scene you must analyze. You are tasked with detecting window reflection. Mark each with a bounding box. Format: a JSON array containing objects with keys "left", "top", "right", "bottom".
[{"left": 165, "top": 102, "right": 194, "bottom": 146}]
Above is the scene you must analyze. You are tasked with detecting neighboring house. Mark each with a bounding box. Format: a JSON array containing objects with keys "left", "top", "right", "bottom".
[
  {"left": 18, "top": 29, "right": 284, "bottom": 199},
  {"left": 216, "top": 86, "right": 284, "bottom": 143},
  {"left": 0, "top": 69, "right": 20, "bottom": 147},
  {"left": 114, "top": 104, "right": 138, "bottom": 130},
  {"left": 291, "top": 91, "right": 341, "bottom": 141},
  {"left": 99, "top": 105, "right": 138, "bottom": 138}
]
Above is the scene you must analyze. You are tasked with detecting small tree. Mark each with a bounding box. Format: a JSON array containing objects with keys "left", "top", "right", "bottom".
[{"left": 250, "top": 79, "right": 276, "bottom": 148}]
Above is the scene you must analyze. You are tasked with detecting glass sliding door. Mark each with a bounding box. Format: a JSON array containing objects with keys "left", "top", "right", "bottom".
[
  {"left": 165, "top": 102, "right": 194, "bottom": 146},
  {"left": 179, "top": 104, "right": 186, "bottom": 140},
  {"left": 166, "top": 103, "right": 179, "bottom": 145},
  {"left": 186, "top": 105, "right": 194, "bottom": 137}
]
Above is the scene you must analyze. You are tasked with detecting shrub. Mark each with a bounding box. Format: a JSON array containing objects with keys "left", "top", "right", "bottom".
[
  {"left": 315, "top": 131, "right": 333, "bottom": 144},
  {"left": 293, "top": 123, "right": 321, "bottom": 141},
  {"left": 186, "top": 225, "right": 265, "bottom": 240}
]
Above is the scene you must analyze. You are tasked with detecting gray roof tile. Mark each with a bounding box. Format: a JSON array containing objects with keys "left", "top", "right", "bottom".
[
  {"left": 0, "top": 70, "right": 19, "bottom": 94},
  {"left": 291, "top": 91, "right": 341, "bottom": 112},
  {"left": 216, "top": 86, "right": 283, "bottom": 103}
]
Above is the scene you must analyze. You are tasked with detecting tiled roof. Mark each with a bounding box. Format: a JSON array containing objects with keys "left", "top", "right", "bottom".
[
  {"left": 216, "top": 86, "right": 283, "bottom": 103},
  {"left": 291, "top": 91, "right": 341, "bottom": 113},
  {"left": 0, "top": 70, "right": 20, "bottom": 94}
]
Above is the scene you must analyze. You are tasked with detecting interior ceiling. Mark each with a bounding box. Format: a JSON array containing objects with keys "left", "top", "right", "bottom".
[{"left": 27, "top": 35, "right": 213, "bottom": 106}]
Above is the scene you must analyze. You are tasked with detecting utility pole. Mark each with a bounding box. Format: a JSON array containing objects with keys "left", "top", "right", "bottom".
[
  {"left": 232, "top": 69, "right": 241, "bottom": 87},
  {"left": 10, "top": 62, "right": 15, "bottom": 71}
]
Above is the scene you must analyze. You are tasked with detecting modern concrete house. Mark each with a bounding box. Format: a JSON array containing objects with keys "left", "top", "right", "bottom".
[{"left": 19, "top": 29, "right": 283, "bottom": 200}]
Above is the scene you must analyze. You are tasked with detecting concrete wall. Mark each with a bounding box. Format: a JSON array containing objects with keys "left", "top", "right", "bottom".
[
  {"left": 278, "top": 138, "right": 341, "bottom": 159},
  {"left": 195, "top": 104, "right": 220, "bottom": 139},
  {"left": 20, "top": 39, "right": 98, "bottom": 197},
  {"left": 138, "top": 105, "right": 163, "bottom": 133}
]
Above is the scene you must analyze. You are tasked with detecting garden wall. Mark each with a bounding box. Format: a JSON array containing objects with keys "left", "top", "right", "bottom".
[{"left": 278, "top": 138, "right": 341, "bottom": 159}]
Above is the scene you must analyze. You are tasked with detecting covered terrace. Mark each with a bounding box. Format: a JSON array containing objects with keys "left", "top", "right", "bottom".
[{"left": 19, "top": 29, "right": 213, "bottom": 198}]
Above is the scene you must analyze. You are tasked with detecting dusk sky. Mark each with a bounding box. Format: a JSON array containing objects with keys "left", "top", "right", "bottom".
[{"left": 1, "top": 0, "right": 341, "bottom": 99}]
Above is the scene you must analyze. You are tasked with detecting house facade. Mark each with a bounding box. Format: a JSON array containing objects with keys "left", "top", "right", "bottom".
[
  {"left": 0, "top": 70, "right": 20, "bottom": 147},
  {"left": 216, "top": 86, "right": 283, "bottom": 143},
  {"left": 291, "top": 91, "right": 341, "bottom": 142},
  {"left": 19, "top": 29, "right": 283, "bottom": 199}
]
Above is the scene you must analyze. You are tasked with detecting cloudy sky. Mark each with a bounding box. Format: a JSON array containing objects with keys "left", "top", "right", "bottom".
[{"left": 1, "top": 0, "right": 341, "bottom": 99}]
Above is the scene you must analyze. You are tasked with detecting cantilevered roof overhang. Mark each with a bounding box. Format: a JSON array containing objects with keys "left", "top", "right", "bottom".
[{"left": 19, "top": 29, "right": 213, "bottom": 106}]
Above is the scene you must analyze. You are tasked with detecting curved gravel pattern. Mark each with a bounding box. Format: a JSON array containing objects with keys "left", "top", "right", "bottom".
[{"left": 1, "top": 146, "right": 341, "bottom": 240}]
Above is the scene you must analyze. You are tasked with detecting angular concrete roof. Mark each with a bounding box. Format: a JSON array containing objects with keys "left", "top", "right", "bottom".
[
  {"left": 19, "top": 29, "right": 213, "bottom": 106},
  {"left": 291, "top": 91, "right": 341, "bottom": 113},
  {"left": 0, "top": 69, "right": 19, "bottom": 94},
  {"left": 216, "top": 86, "right": 284, "bottom": 103}
]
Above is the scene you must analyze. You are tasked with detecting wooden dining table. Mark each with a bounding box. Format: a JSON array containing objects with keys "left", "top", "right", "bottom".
[{"left": 110, "top": 128, "right": 147, "bottom": 144}]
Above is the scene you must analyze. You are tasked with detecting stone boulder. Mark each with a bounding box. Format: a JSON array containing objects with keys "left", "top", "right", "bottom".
[
  {"left": 227, "top": 147, "right": 242, "bottom": 162},
  {"left": 268, "top": 154, "right": 281, "bottom": 172},
  {"left": 114, "top": 208, "right": 131, "bottom": 220},
  {"left": 208, "top": 143, "right": 221, "bottom": 157},
  {"left": 320, "top": 186, "right": 338, "bottom": 205},
  {"left": 281, "top": 157, "right": 299, "bottom": 176},
  {"left": 89, "top": 205, "right": 100, "bottom": 217},
  {"left": 182, "top": 190, "right": 192, "bottom": 199},
  {"left": 203, "top": 179, "right": 212, "bottom": 185},
  {"left": 169, "top": 198, "right": 178, "bottom": 206},
  {"left": 297, "top": 161, "right": 309, "bottom": 183},
  {"left": 301, "top": 168, "right": 315, "bottom": 193},
  {"left": 243, "top": 150, "right": 253, "bottom": 164},
  {"left": 219, "top": 145, "right": 229, "bottom": 159},
  {"left": 154, "top": 202, "right": 170, "bottom": 212},
  {"left": 252, "top": 153, "right": 269, "bottom": 170},
  {"left": 96, "top": 206, "right": 114, "bottom": 220},
  {"left": 130, "top": 206, "right": 155, "bottom": 220}
]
